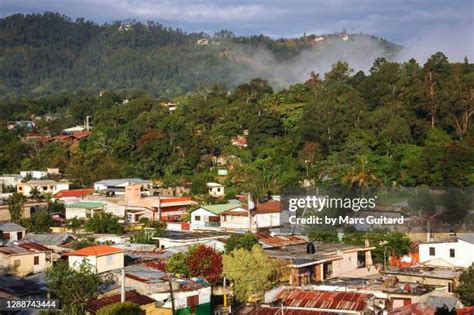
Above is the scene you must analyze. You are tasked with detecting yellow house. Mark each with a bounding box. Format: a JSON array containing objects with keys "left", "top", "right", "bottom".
[
  {"left": 0, "top": 242, "right": 50, "bottom": 277},
  {"left": 65, "top": 245, "right": 124, "bottom": 274}
]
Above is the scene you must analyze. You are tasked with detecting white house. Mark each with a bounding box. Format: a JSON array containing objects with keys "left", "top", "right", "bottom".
[
  {"left": 20, "top": 170, "right": 47, "bottom": 179},
  {"left": 206, "top": 182, "right": 224, "bottom": 198},
  {"left": 65, "top": 201, "right": 105, "bottom": 220},
  {"left": 221, "top": 199, "right": 288, "bottom": 231},
  {"left": 153, "top": 231, "right": 227, "bottom": 251},
  {"left": 419, "top": 235, "right": 474, "bottom": 268},
  {"left": 65, "top": 245, "right": 124, "bottom": 274},
  {"left": 0, "top": 174, "right": 22, "bottom": 187},
  {"left": 0, "top": 223, "right": 27, "bottom": 242},
  {"left": 17, "top": 180, "right": 69, "bottom": 197},
  {"left": 93, "top": 178, "right": 152, "bottom": 196},
  {"left": 191, "top": 203, "right": 241, "bottom": 230}
]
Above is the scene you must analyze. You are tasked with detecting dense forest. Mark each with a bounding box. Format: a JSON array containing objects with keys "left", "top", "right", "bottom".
[
  {"left": 1, "top": 49, "right": 473, "bottom": 197},
  {"left": 0, "top": 12, "right": 402, "bottom": 97}
]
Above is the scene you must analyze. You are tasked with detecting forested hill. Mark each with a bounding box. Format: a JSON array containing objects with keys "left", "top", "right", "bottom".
[{"left": 0, "top": 12, "right": 402, "bottom": 97}]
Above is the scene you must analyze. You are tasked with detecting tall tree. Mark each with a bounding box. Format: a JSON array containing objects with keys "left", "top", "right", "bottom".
[
  {"left": 45, "top": 259, "right": 101, "bottom": 315},
  {"left": 8, "top": 193, "right": 26, "bottom": 223},
  {"left": 223, "top": 245, "right": 287, "bottom": 302}
]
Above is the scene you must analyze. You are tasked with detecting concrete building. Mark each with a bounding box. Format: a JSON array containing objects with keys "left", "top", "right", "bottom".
[
  {"left": 190, "top": 203, "right": 242, "bottom": 230},
  {"left": 153, "top": 231, "right": 228, "bottom": 251},
  {"left": 0, "top": 223, "right": 26, "bottom": 242},
  {"left": 0, "top": 242, "right": 51, "bottom": 277},
  {"left": 65, "top": 201, "right": 105, "bottom": 220},
  {"left": 0, "top": 201, "right": 48, "bottom": 221},
  {"left": 52, "top": 188, "right": 94, "bottom": 204},
  {"left": 93, "top": 178, "right": 151, "bottom": 196},
  {"left": 65, "top": 245, "right": 124, "bottom": 274},
  {"left": 264, "top": 242, "right": 376, "bottom": 286},
  {"left": 125, "top": 187, "right": 196, "bottom": 223},
  {"left": 383, "top": 265, "right": 464, "bottom": 293},
  {"left": 419, "top": 235, "right": 474, "bottom": 268},
  {"left": 0, "top": 174, "right": 22, "bottom": 187},
  {"left": 122, "top": 261, "right": 212, "bottom": 314},
  {"left": 206, "top": 182, "right": 224, "bottom": 197},
  {"left": 220, "top": 199, "right": 288, "bottom": 231},
  {"left": 17, "top": 180, "right": 69, "bottom": 197}
]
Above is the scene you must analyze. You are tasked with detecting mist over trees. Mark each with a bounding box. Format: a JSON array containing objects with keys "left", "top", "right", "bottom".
[{"left": 0, "top": 12, "right": 402, "bottom": 97}]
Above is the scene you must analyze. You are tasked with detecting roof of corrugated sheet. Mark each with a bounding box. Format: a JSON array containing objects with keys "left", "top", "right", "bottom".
[
  {"left": 256, "top": 232, "right": 307, "bottom": 248},
  {"left": 388, "top": 303, "right": 435, "bottom": 315},
  {"left": 0, "top": 222, "right": 26, "bottom": 232},
  {"left": 0, "top": 242, "right": 50, "bottom": 255},
  {"left": 85, "top": 290, "right": 154, "bottom": 314},
  {"left": 53, "top": 188, "right": 94, "bottom": 199},
  {"left": 243, "top": 307, "right": 336, "bottom": 315},
  {"left": 275, "top": 289, "right": 372, "bottom": 312},
  {"left": 23, "top": 233, "right": 73, "bottom": 246}
]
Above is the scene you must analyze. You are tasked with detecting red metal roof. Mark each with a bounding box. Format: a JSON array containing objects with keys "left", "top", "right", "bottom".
[
  {"left": 243, "top": 307, "right": 336, "bottom": 315},
  {"left": 254, "top": 200, "right": 282, "bottom": 214},
  {"left": 275, "top": 289, "right": 372, "bottom": 312},
  {"left": 256, "top": 232, "right": 307, "bottom": 248},
  {"left": 64, "top": 245, "right": 122, "bottom": 257},
  {"left": 86, "top": 290, "right": 155, "bottom": 314},
  {"left": 53, "top": 188, "right": 94, "bottom": 199},
  {"left": 70, "top": 131, "right": 91, "bottom": 139},
  {"left": 0, "top": 242, "right": 50, "bottom": 255},
  {"left": 143, "top": 259, "right": 167, "bottom": 271},
  {"left": 457, "top": 306, "right": 474, "bottom": 315},
  {"left": 389, "top": 303, "right": 435, "bottom": 315}
]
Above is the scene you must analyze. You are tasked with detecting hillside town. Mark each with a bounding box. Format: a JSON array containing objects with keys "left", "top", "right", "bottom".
[{"left": 0, "top": 169, "right": 473, "bottom": 314}]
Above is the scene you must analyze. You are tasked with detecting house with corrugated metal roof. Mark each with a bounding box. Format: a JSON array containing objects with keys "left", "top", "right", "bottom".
[
  {"left": 120, "top": 262, "right": 212, "bottom": 314},
  {"left": 85, "top": 290, "right": 161, "bottom": 314},
  {"left": 265, "top": 242, "right": 377, "bottom": 286},
  {"left": 0, "top": 222, "right": 26, "bottom": 242},
  {"left": 257, "top": 288, "right": 375, "bottom": 314},
  {"left": 0, "top": 241, "right": 51, "bottom": 277}
]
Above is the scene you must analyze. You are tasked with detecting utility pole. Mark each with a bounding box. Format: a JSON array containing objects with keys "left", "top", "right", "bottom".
[
  {"left": 223, "top": 276, "right": 227, "bottom": 309},
  {"left": 157, "top": 194, "right": 161, "bottom": 223},
  {"left": 121, "top": 267, "right": 125, "bottom": 302},
  {"left": 167, "top": 272, "right": 175, "bottom": 313}
]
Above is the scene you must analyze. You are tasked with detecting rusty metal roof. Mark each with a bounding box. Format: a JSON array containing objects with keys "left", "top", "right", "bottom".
[
  {"left": 256, "top": 232, "right": 307, "bottom": 248},
  {"left": 275, "top": 289, "right": 372, "bottom": 312},
  {"left": 242, "top": 307, "right": 336, "bottom": 315},
  {"left": 86, "top": 290, "right": 155, "bottom": 314}
]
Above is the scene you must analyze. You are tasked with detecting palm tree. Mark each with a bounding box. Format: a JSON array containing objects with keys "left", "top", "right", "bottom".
[{"left": 342, "top": 155, "right": 381, "bottom": 189}]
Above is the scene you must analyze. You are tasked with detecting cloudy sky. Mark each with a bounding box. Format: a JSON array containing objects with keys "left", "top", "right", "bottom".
[{"left": 1, "top": 0, "right": 473, "bottom": 59}]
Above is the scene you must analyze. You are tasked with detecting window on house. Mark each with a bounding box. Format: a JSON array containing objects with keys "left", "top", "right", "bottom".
[
  {"left": 18, "top": 186, "right": 22, "bottom": 191},
  {"left": 429, "top": 247, "right": 435, "bottom": 256},
  {"left": 217, "top": 188, "right": 221, "bottom": 192},
  {"left": 14, "top": 259, "right": 20, "bottom": 266},
  {"left": 194, "top": 216, "right": 201, "bottom": 221},
  {"left": 34, "top": 256, "right": 39, "bottom": 265},
  {"left": 42, "top": 186, "right": 48, "bottom": 191},
  {"left": 448, "top": 282, "right": 454, "bottom": 292},
  {"left": 450, "top": 249, "right": 455, "bottom": 258},
  {"left": 106, "top": 255, "right": 114, "bottom": 265},
  {"left": 357, "top": 251, "right": 366, "bottom": 268}
]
